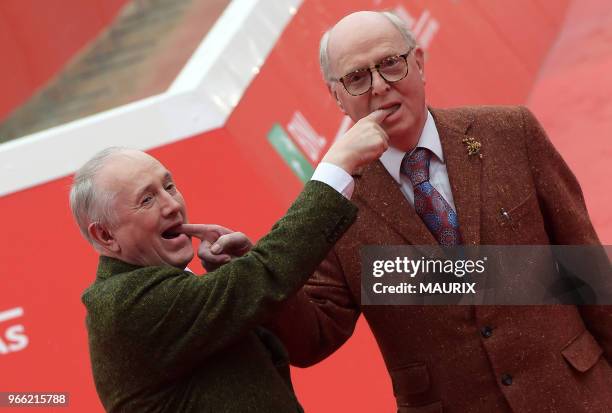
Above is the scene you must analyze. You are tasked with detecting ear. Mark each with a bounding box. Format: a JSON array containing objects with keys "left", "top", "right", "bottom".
[
  {"left": 88, "top": 222, "right": 120, "bottom": 253},
  {"left": 330, "top": 83, "right": 346, "bottom": 113},
  {"left": 414, "top": 47, "right": 426, "bottom": 84}
]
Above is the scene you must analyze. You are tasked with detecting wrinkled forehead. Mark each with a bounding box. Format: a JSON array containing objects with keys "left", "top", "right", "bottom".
[
  {"left": 328, "top": 13, "right": 407, "bottom": 76},
  {"left": 96, "top": 151, "right": 167, "bottom": 195}
]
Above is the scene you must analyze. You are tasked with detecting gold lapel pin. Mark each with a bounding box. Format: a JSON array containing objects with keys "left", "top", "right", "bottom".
[{"left": 462, "top": 137, "right": 483, "bottom": 159}]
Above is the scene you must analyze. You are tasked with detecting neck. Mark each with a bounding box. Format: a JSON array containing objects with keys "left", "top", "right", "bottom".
[{"left": 391, "top": 105, "right": 428, "bottom": 152}]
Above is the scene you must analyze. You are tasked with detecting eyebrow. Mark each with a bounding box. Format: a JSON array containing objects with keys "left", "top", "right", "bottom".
[
  {"left": 344, "top": 52, "right": 403, "bottom": 75},
  {"left": 133, "top": 171, "right": 173, "bottom": 202}
]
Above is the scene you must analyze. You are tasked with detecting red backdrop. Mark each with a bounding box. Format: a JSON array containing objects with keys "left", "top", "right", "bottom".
[
  {"left": 6, "top": 1, "right": 609, "bottom": 412},
  {"left": 0, "top": 0, "right": 129, "bottom": 121}
]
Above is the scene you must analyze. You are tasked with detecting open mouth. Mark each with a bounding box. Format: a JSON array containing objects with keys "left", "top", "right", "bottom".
[{"left": 161, "top": 224, "right": 182, "bottom": 240}]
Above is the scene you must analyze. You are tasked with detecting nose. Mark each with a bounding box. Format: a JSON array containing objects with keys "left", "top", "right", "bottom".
[
  {"left": 371, "top": 69, "right": 390, "bottom": 95},
  {"left": 160, "top": 192, "right": 181, "bottom": 217}
]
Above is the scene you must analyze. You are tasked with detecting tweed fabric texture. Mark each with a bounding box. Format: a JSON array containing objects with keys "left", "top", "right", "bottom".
[
  {"left": 82, "top": 180, "right": 357, "bottom": 413},
  {"left": 270, "top": 106, "right": 612, "bottom": 413},
  {"left": 401, "top": 148, "right": 462, "bottom": 246}
]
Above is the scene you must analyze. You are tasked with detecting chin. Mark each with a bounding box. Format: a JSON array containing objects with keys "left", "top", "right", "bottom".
[
  {"left": 169, "top": 258, "right": 191, "bottom": 270},
  {"left": 389, "top": 124, "right": 418, "bottom": 148},
  {"left": 388, "top": 130, "right": 409, "bottom": 146},
  {"left": 168, "top": 250, "right": 194, "bottom": 270}
]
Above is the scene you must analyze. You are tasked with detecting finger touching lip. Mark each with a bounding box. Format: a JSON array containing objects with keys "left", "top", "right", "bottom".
[
  {"left": 381, "top": 104, "right": 401, "bottom": 123},
  {"left": 377, "top": 103, "right": 400, "bottom": 112},
  {"left": 368, "top": 107, "right": 395, "bottom": 123},
  {"left": 177, "top": 223, "right": 200, "bottom": 237}
]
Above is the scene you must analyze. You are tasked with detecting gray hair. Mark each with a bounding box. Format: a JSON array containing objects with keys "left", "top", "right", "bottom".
[
  {"left": 69, "top": 146, "right": 128, "bottom": 247},
  {"left": 319, "top": 11, "right": 417, "bottom": 84}
]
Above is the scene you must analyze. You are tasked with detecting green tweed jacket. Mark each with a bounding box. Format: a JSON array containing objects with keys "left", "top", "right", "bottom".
[{"left": 82, "top": 180, "right": 357, "bottom": 413}]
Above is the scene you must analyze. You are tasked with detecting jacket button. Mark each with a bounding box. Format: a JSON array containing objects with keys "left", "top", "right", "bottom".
[
  {"left": 501, "top": 373, "right": 513, "bottom": 386},
  {"left": 480, "top": 326, "right": 493, "bottom": 338}
]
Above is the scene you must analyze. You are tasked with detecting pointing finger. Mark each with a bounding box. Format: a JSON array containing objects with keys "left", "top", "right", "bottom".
[
  {"left": 365, "top": 107, "right": 394, "bottom": 124},
  {"left": 179, "top": 224, "right": 208, "bottom": 239},
  {"left": 179, "top": 224, "right": 229, "bottom": 241}
]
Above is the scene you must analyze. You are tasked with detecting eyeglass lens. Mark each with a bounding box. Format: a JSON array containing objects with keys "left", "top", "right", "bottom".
[{"left": 342, "top": 54, "right": 409, "bottom": 96}]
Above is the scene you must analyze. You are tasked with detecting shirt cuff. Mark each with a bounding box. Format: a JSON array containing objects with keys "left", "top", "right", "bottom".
[{"left": 311, "top": 162, "right": 355, "bottom": 200}]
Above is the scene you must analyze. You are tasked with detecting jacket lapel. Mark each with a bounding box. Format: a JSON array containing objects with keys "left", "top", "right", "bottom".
[
  {"left": 431, "top": 108, "right": 482, "bottom": 246},
  {"left": 353, "top": 108, "right": 483, "bottom": 246},
  {"left": 353, "top": 161, "right": 438, "bottom": 245}
]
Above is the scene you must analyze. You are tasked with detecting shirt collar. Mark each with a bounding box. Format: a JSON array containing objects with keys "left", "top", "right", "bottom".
[{"left": 380, "top": 109, "right": 443, "bottom": 184}]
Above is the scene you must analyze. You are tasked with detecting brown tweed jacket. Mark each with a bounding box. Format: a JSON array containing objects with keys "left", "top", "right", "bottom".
[
  {"left": 81, "top": 181, "right": 357, "bottom": 413},
  {"left": 271, "top": 106, "right": 612, "bottom": 413}
]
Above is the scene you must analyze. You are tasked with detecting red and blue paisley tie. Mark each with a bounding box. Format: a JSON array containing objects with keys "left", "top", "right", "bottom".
[{"left": 401, "top": 148, "right": 463, "bottom": 246}]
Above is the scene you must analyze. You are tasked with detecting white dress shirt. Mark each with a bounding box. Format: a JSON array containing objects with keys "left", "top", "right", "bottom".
[
  {"left": 311, "top": 110, "right": 456, "bottom": 209},
  {"left": 311, "top": 161, "right": 355, "bottom": 199},
  {"left": 379, "top": 110, "right": 456, "bottom": 210}
]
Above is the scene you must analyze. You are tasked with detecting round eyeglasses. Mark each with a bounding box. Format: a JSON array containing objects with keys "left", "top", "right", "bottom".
[{"left": 337, "top": 47, "right": 415, "bottom": 96}]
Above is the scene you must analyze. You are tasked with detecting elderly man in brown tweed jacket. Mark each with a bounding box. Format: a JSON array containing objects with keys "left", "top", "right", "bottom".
[
  {"left": 70, "top": 122, "right": 392, "bottom": 412},
  {"left": 245, "top": 11, "right": 610, "bottom": 413}
]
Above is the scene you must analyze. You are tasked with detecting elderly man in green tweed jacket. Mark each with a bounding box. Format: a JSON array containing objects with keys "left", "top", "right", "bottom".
[{"left": 70, "top": 112, "right": 392, "bottom": 412}]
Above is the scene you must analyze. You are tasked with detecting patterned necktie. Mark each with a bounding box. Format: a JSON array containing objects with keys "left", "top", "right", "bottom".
[{"left": 401, "top": 148, "right": 462, "bottom": 246}]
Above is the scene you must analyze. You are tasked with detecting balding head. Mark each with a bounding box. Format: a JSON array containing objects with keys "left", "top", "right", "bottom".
[
  {"left": 318, "top": 10, "right": 427, "bottom": 151},
  {"left": 94, "top": 149, "right": 160, "bottom": 196},
  {"left": 320, "top": 11, "right": 417, "bottom": 84},
  {"left": 70, "top": 148, "right": 164, "bottom": 247},
  {"left": 70, "top": 147, "right": 130, "bottom": 248},
  {"left": 70, "top": 147, "right": 193, "bottom": 268}
]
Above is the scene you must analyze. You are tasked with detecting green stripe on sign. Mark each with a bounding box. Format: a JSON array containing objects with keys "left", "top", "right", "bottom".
[{"left": 267, "top": 123, "right": 314, "bottom": 183}]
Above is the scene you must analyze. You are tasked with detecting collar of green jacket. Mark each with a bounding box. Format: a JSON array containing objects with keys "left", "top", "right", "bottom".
[{"left": 96, "top": 255, "right": 144, "bottom": 280}]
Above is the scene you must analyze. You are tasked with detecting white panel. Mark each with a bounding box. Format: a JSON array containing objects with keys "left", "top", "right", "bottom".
[
  {"left": 0, "top": 0, "right": 303, "bottom": 197},
  {"left": 0, "top": 92, "right": 225, "bottom": 195},
  {"left": 170, "top": 0, "right": 302, "bottom": 114}
]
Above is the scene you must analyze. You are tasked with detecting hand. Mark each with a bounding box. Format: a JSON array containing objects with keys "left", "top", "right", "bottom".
[
  {"left": 180, "top": 224, "right": 253, "bottom": 271},
  {"left": 320, "top": 108, "right": 392, "bottom": 174}
]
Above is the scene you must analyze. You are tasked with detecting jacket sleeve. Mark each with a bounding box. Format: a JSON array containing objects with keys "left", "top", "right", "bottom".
[
  {"left": 113, "top": 180, "right": 357, "bottom": 375},
  {"left": 266, "top": 247, "right": 361, "bottom": 367},
  {"left": 520, "top": 106, "right": 612, "bottom": 362}
]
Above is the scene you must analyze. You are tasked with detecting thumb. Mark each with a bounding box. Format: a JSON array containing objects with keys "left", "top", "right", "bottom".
[{"left": 212, "top": 232, "right": 252, "bottom": 255}]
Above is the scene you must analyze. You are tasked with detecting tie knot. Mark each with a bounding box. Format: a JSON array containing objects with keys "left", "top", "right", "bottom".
[{"left": 401, "top": 147, "right": 431, "bottom": 186}]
